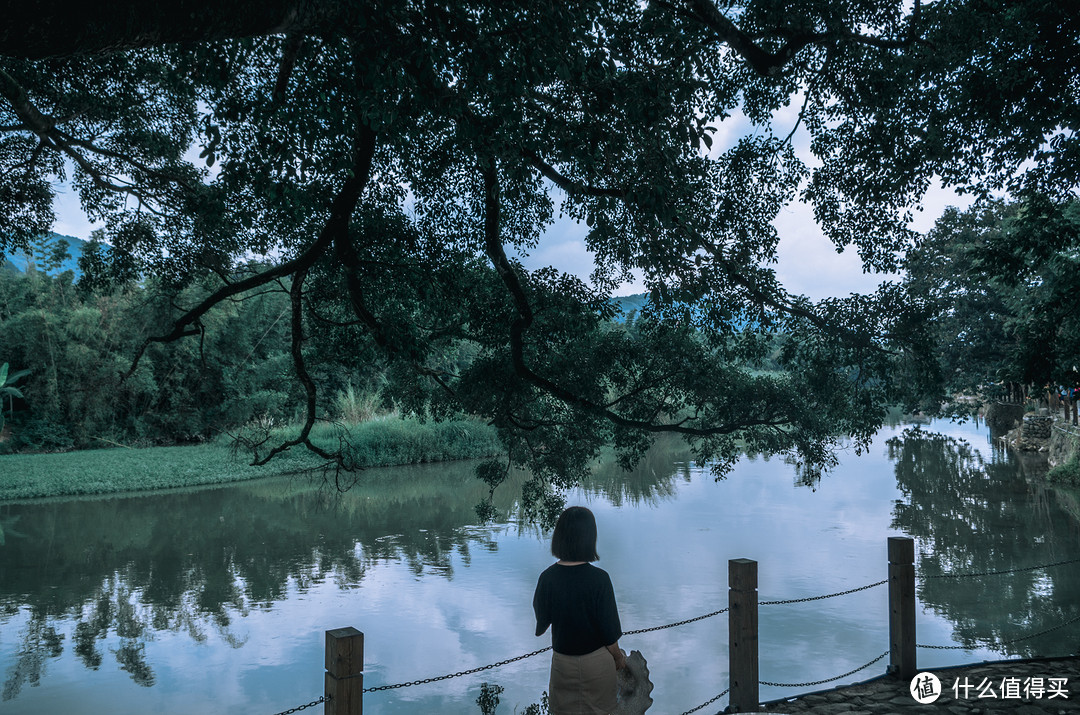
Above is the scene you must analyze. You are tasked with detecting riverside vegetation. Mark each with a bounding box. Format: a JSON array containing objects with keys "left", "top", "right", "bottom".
[
  {"left": 0, "top": 243, "right": 475, "bottom": 455},
  {"left": 0, "top": 416, "right": 502, "bottom": 501},
  {"left": 1049, "top": 455, "right": 1080, "bottom": 487},
  {"left": 0, "top": 251, "right": 501, "bottom": 498}
]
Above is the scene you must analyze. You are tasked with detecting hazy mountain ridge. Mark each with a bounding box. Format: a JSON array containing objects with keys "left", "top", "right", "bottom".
[
  {"left": 611, "top": 293, "right": 649, "bottom": 322},
  {"left": 2, "top": 233, "right": 87, "bottom": 276}
]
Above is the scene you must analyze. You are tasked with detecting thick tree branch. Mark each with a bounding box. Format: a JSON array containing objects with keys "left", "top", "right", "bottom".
[
  {"left": 679, "top": 0, "right": 826, "bottom": 76},
  {"left": 334, "top": 234, "right": 459, "bottom": 397},
  {"left": 525, "top": 150, "right": 627, "bottom": 198},
  {"left": 123, "top": 125, "right": 378, "bottom": 378},
  {"left": 0, "top": 67, "right": 194, "bottom": 206},
  {"left": 58, "top": 130, "right": 199, "bottom": 190},
  {"left": 0, "top": 68, "right": 53, "bottom": 129},
  {"left": 481, "top": 160, "right": 786, "bottom": 437},
  {"left": 249, "top": 264, "right": 343, "bottom": 467},
  {"left": 672, "top": 0, "right": 920, "bottom": 76},
  {"left": 335, "top": 228, "right": 398, "bottom": 353},
  {"left": 273, "top": 32, "right": 306, "bottom": 105}
]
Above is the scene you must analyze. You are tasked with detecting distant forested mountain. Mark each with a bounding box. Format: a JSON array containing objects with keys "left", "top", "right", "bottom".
[
  {"left": 2, "top": 233, "right": 87, "bottom": 277},
  {"left": 612, "top": 293, "right": 648, "bottom": 321}
]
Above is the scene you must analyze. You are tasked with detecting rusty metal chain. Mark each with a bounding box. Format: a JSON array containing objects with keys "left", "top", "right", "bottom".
[
  {"left": 268, "top": 694, "right": 328, "bottom": 715},
  {"left": 625, "top": 577, "right": 886, "bottom": 638},
  {"left": 623, "top": 606, "right": 730, "bottom": 636},
  {"left": 677, "top": 687, "right": 730, "bottom": 715},
  {"left": 760, "top": 650, "right": 890, "bottom": 688},
  {"left": 918, "top": 613, "right": 1080, "bottom": 650},
  {"left": 362, "top": 646, "right": 552, "bottom": 692},
  {"left": 759, "top": 579, "right": 887, "bottom": 606},
  {"left": 923, "top": 556, "right": 1080, "bottom": 580}
]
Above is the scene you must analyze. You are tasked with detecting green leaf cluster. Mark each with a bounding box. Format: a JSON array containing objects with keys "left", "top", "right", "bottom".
[
  {"left": 0, "top": 360, "right": 29, "bottom": 431},
  {"left": 903, "top": 196, "right": 1080, "bottom": 406},
  {"left": 0, "top": 263, "right": 298, "bottom": 450}
]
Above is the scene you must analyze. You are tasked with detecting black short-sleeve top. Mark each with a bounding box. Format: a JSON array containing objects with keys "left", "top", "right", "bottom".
[{"left": 533, "top": 562, "right": 622, "bottom": 655}]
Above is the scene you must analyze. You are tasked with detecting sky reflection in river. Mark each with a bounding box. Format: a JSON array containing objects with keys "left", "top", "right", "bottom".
[{"left": 1, "top": 419, "right": 1078, "bottom": 714}]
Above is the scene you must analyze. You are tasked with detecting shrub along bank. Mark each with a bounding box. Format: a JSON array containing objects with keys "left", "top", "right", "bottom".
[{"left": 0, "top": 416, "right": 501, "bottom": 501}]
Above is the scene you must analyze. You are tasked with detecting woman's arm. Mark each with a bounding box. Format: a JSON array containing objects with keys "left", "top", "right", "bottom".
[
  {"left": 606, "top": 642, "right": 627, "bottom": 670},
  {"left": 533, "top": 577, "right": 550, "bottom": 636}
]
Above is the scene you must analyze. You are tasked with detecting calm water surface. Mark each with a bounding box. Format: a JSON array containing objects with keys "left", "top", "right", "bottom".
[{"left": 1, "top": 420, "right": 1078, "bottom": 714}]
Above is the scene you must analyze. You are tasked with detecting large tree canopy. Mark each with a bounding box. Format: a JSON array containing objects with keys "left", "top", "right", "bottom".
[
  {"left": 904, "top": 197, "right": 1080, "bottom": 404},
  {"left": 1, "top": 0, "right": 1077, "bottom": 521}
]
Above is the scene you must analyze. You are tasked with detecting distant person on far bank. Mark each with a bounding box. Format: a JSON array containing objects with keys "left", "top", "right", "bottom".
[{"left": 534, "top": 506, "right": 626, "bottom": 715}]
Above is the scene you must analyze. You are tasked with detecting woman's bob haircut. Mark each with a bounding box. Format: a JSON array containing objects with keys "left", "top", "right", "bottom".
[{"left": 550, "top": 506, "right": 599, "bottom": 562}]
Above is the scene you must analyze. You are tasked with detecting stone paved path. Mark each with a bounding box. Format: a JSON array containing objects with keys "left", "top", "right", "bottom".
[{"left": 753, "top": 657, "right": 1080, "bottom": 714}]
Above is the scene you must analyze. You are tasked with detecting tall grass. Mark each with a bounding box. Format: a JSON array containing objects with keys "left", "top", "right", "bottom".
[
  {"left": 0, "top": 416, "right": 501, "bottom": 501},
  {"left": 277, "top": 416, "right": 502, "bottom": 467},
  {"left": 332, "top": 384, "right": 388, "bottom": 423}
]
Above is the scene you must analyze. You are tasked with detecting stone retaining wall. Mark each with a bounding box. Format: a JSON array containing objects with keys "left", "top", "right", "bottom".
[{"left": 1023, "top": 415, "right": 1054, "bottom": 440}]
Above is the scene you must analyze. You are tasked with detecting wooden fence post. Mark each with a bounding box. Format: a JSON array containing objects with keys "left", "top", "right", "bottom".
[
  {"left": 729, "top": 558, "right": 759, "bottom": 713},
  {"left": 326, "top": 627, "right": 364, "bottom": 715},
  {"left": 887, "top": 537, "right": 916, "bottom": 681}
]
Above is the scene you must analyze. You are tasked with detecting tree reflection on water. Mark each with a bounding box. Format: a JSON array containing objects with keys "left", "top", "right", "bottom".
[
  {"left": 888, "top": 426, "right": 1080, "bottom": 658},
  {"left": 0, "top": 448, "right": 685, "bottom": 698}
]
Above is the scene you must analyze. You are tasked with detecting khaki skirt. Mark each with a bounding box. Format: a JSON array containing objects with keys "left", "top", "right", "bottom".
[{"left": 548, "top": 646, "right": 617, "bottom": 715}]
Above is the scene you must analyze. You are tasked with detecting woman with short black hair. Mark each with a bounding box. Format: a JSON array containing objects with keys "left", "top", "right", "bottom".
[{"left": 534, "top": 506, "right": 626, "bottom": 715}]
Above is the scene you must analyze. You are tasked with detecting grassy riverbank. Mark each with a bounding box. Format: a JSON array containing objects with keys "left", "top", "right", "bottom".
[{"left": 0, "top": 416, "right": 502, "bottom": 501}]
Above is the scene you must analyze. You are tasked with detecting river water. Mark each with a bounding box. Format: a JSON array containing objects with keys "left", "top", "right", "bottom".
[{"left": 1, "top": 419, "right": 1078, "bottom": 714}]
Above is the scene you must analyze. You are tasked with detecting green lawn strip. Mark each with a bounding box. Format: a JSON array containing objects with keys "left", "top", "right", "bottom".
[
  {"left": 0, "top": 417, "right": 502, "bottom": 501},
  {"left": 0, "top": 444, "right": 318, "bottom": 500}
]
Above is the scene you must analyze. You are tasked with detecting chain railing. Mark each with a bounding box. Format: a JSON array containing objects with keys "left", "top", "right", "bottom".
[
  {"left": 675, "top": 647, "right": 891, "bottom": 713},
  {"left": 760, "top": 651, "right": 890, "bottom": 688},
  {"left": 918, "top": 613, "right": 1080, "bottom": 650},
  {"left": 362, "top": 646, "right": 553, "bottom": 692},
  {"left": 922, "top": 555, "right": 1080, "bottom": 580},
  {"left": 271, "top": 548, "right": 1080, "bottom": 715},
  {"left": 623, "top": 606, "right": 730, "bottom": 636},
  {"left": 759, "top": 579, "right": 887, "bottom": 606},
  {"left": 268, "top": 694, "right": 328, "bottom": 715},
  {"left": 677, "top": 687, "right": 730, "bottom": 715},
  {"left": 917, "top": 555, "right": 1080, "bottom": 650}
]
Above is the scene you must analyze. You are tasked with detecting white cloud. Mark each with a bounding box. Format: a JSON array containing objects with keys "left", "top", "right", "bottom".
[
  {"left": 773, "top": 201, "right": 893, "bottom": 300},
  {"left": 51, "top": 182, "right": 101, "bottom": 239}
]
